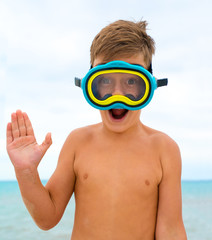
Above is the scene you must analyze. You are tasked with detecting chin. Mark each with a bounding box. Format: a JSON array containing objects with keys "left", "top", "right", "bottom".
[{"left": 106, "top": 123, "right": 129, "bottom": 133}]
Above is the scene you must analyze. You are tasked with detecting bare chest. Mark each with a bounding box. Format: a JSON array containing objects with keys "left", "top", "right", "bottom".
[
  {"left": 74, "top": 139, "right": 162, "bottom": 198},
  {"left": 71, "top": 129, "right": 161, "bottom": 239}
]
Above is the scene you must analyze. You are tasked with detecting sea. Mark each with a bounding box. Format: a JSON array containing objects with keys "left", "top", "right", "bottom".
[{"left": 0, "top": 180, "right": 212, "bottom": 240}]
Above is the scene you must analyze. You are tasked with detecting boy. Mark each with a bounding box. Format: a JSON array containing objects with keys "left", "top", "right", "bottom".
[{"left": 6, "top": 20, "right": 187, "bottom": 239}]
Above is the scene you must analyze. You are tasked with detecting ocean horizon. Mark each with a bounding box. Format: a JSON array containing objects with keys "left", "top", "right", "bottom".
[{"left": 0, "top": 180, "right": 212, "bottom": 240}]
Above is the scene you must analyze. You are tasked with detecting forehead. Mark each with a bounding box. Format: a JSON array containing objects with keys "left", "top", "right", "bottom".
[{"left": 93, "top": 54, "right": 147, "bottom": 69}]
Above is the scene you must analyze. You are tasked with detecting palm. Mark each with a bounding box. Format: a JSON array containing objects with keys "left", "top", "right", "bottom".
[
  {"left": 7, "top": 110, "right": 52, "bottom": 171},
  {"left": 8, "top": 136, "right": 41, "bottom": 169}
]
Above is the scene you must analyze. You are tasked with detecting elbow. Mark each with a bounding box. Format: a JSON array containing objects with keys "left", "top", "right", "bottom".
[
  {"left": 37, "top": 222, "right": 52, "bottom": 231},
  {"left": 30, "top": 205, "right": 61, "bottom": 230},
  {"left": 37, "top": 225, "right": 51, "bottom": 231},
  {"left": 36, "top": 221, "right": 58, "bottom": 231},
  {"left": 33, "top": 216, "right": 60, "bottom": 231}
]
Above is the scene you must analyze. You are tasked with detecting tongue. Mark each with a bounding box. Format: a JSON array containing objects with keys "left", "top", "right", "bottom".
[{"left": 111, "top": 109, "right": 127, "bottom": 119}]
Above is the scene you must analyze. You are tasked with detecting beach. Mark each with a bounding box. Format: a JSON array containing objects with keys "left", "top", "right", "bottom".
[{"left": 0, "top": 180, "right": 212, "bottom": 240}]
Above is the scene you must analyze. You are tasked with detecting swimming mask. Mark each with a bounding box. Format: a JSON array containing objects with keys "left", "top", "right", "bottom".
[{"left": 75, "top": 60, "right": 168, "bottom": 110}]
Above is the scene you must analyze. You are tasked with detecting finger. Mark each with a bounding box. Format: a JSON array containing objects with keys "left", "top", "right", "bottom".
[
  {"left": 16, "top": 110, "right": 27, "bottom": 136},
  {"left": 11, "top": 112, "right": 20, "bottom": 139},
  {"left": 41, "top": 133, "right": 52, "bottom": 156},
  {"left": 23, "top": 112, "right": 34, "bottom": 136},
  {"left": 6, "top": 122, "right": 13, "bottom": 145}
]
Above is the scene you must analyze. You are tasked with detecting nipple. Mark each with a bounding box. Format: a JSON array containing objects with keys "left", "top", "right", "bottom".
[
  {"left": 145, "top": 180, "right": 150, "bottom": 186},
  {"left": 83, "top": 173, "right": 88, "bottom": 180}
]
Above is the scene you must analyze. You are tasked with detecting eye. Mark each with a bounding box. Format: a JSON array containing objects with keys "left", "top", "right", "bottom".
[
  {"left": 101, "top": 78, "right": 110, "bottom": 84},
  {"left": 127, "top": 78, "right": 136, "bottom": 85}
]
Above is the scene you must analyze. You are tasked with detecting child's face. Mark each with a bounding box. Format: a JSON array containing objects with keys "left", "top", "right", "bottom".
[{"left": 93, "top": 54, "right": 147, "bottom": 133}]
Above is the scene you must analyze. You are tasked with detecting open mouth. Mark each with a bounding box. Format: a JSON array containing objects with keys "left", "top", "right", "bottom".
[{"left": 109, "top": 109, "right": 128, "bottom": 120}]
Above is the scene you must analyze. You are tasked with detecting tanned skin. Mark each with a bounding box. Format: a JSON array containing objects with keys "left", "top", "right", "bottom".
[{"left": 7, "top": 54, "right": 187, "bottom": 240}]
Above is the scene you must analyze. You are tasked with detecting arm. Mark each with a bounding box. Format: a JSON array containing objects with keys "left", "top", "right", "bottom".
[
  {"left": 6, "top": 110, "right": 76, "bottom": 230},
  {"left": 155, "top": 136, "right": 187, "bottom": 240}
]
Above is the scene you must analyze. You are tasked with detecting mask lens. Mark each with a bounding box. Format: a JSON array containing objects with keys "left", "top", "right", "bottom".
[{"left": 91, "top": 72, "right": 146, "bottom": 101}]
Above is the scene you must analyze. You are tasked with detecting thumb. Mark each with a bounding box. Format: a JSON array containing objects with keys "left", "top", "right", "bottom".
[{"left": 41, "top": 132, "right": 52, "bottom": 154}]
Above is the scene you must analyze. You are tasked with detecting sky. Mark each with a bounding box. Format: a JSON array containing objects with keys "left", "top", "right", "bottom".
[{"left": 0, "top": 0, "right": 212, "bottom": 180}]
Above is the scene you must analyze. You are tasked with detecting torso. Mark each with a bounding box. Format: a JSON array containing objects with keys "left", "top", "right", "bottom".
[{"left": 71, "top": 123, "right": 163, "bottom": 240}]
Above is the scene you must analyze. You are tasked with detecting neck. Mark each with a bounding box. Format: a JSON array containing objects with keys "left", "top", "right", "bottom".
[{"left": 100, "top": 120, "right": 145, "bottom": 139}]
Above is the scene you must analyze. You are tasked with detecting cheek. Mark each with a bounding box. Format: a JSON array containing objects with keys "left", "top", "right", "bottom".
[
  {"left": 99, "top": 110, "right": 107, "bottom": 120},
  {"left": 129, "top": 110, "right": 141, "bottom": 121}
]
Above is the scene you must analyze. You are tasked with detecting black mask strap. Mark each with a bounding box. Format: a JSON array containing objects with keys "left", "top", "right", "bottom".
[
  {"left": 157, "top": 78, "right": 168, "bottom": 87},
  {"left": 75, "top": 77, "right": 82, "bottom": 88},
  {"left": 148, "top": 62, "right": 153, "bottom": 74}
]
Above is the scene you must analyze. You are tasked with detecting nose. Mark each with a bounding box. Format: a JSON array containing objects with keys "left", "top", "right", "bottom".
[{"left": 112, "top": 79, "right": 123, "bottom": 95}]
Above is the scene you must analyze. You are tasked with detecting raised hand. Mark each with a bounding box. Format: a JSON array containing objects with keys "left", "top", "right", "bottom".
[{"left": 6, "top": 110, "right": 52, "bottom": 172}]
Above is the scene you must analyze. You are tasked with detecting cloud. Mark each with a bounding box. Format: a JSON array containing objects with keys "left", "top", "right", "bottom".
[{"left": 0, "top": 0, "right": 212, "bottom": 180}]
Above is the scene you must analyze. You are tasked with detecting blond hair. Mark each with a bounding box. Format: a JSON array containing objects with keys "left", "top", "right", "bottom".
[{"left": 90, "top": 20, "right": 155, "bottom": 68}]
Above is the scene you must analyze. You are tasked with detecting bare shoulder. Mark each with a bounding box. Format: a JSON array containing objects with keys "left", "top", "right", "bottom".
[
  {"left": 55, "top": 123, "right": 101, "bottom": 173},
  {"left": 63, "top": 123, "right": 101, "bottom": 151},
  {"left": 144, "top": 125, "right": 180, "bottom": 153},
  {"left": 66, "top": 123, "right": 101, "bottom": 141},
  {"left": 143, "top": 125, "right": 181, "bottom": 175}
]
